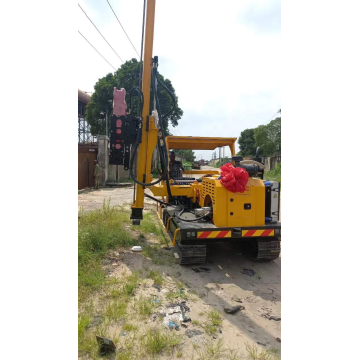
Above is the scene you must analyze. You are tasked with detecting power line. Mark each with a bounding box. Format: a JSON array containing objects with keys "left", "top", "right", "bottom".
[
  {"left": 106, "top": 0, "right": 141, "bottom": 59},
  {"left": 261, "top": 110, "right": 281, "bottom": 126},
  {"left": 78, "top": 31, "right": 116, "bottom": 71},
  {"left": 78, "top": 4, "right": 124, "bottom": 64},
  {"left": 138, "top": 0, "right": 146, "bottom": 89}
]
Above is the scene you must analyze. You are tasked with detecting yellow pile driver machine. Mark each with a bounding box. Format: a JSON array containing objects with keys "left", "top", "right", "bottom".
[{"left": 109, "top": 0, "right": 281, "bottom": 264}]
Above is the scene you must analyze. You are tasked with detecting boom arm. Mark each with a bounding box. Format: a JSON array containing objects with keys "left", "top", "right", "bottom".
[{"left": 130, "top": 0, "right": 157, "bottom": 223}]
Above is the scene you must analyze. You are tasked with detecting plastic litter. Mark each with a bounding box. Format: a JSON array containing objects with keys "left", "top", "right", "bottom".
[
  {"left": 121, "top": 331, "right": 127, "bottom": 336},
  {"left": 168, "top": 321, "right": 179, "bottom": 331},
  {"left": 219, "top": 163, "right": 249, "bottom": 193},
  {"left": 224, "top": 305, "right": 245, "bottom": 314},
  {"left": 131, "top": 246, "right": 142, "bottom": 252}
]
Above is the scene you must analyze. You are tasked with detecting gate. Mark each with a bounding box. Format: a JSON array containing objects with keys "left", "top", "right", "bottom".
[{"left": 78, "top": 144, "right": 98, "bottom": 189}]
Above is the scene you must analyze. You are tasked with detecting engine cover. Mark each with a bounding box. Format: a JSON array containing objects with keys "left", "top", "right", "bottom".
[{"left": 201, "top": 176, "right": 266, "bottom": 227}]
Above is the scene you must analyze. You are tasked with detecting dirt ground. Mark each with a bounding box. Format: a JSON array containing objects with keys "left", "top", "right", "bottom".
[{"left": 78, "top": 182, "right": 281, "bottom": 359}]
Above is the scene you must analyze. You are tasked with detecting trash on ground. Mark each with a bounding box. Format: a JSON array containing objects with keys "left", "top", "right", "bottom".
[
  {"left": 224, "top": 305, "right": 245, "bottom": 314},
  {"left": 248, "top": 327, "right": 255, "bottom": 333},
  {"left": 121, "top": 332, "right": 127, "bottom": 336},
  {"left": 150, "top": 233, "right": 154, "bottom": 236},
  {"left": 199, "top": 267, "right": 211, "bottom": 272},
  {"left": 152, "top": 284, "right": 161, "bottom": 292},
  {"left": 162, "top": 301, "right": 191, "bottom": 326},
  {"left": 185, "top": 329, "right": 203, "bottom": 338},
  {"left": 232, "top": 296, "right": 243, "bottom": 303},
  {"left": 242, "top": 268, "right": 255, "bottom": 277},
  {"left": 257, "top": 342, "right": 266, "bottom": 346},
  {"left": 168, "top": 321, "right": 179, "bottom": 331},
  {"left": 181, "top": 323, "right": 188, "bottom": 328},
  {"left": 96, "top": 335, "right": 116, "bottom": 355},
  {"left": 131, "top": 246, "right": 142, "bottom": 252},
  {"left": 192, "top": 267, "right": 211, "bottom": 273},
  {"left": 258, "top": 306, "right": 280, "bottom": 321},
  {"left": 153, "top": 297, "right": 160, "bottom": 304}
]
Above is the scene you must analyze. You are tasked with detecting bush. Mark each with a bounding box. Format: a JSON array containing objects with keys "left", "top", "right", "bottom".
[{"left": 264, "top": 163, "right": 281, "bottom": 182}]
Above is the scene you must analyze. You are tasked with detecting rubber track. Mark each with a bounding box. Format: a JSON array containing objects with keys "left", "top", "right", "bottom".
[
  {"left": 172, "top": 243, "right": 207, "bottom": 265},
  {"left": 250, "top": 239, "right": 281, "bottom": 261}
]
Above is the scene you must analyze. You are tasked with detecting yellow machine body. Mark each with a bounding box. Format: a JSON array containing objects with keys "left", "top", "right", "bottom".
[{"left": 199, "top": 176, "right": 265, "bottom": 227}]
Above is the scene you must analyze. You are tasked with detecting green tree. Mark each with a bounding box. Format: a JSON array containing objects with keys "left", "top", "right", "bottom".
[
  {"left": 85, "top": 58, "right": 183, "bottom": 136},
  {"left": 254, "top": 117, "right": 281, "bottom": 156},
  {"left": 174, "top": 149, "right": 195, "bottom": 162},
  {"left": 237, "top": 128, "right": 256, "bottom": 156}
]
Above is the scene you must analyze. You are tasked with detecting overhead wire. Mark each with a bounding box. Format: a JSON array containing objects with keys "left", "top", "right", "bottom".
[
  {"left": 106, "top": 0, "right": 141, "bottom": 59},
  {"left": 78, "top": 31, "right": 116, "bottom": 70},
  {"left": 78, "top": 4, "right": 124, "bottom": 63}
]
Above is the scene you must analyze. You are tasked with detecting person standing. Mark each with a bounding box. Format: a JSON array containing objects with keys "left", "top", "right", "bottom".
[
  {"left": 169, "top": 150, "right": 184, "bottom": 180},
  {"left": 93, "top": 160, "right": 100, "bottom": 190}
]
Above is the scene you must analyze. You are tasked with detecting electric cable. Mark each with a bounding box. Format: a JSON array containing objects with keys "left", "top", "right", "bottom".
[
  {"left": 78, "top": 31, "right": 116, "bottom": 70},
  {"left": 106, "top": 0, "right": 141, "bottom": 58},
  {"left": 78, "top": 4, "right": 124, "bottom": 63}
]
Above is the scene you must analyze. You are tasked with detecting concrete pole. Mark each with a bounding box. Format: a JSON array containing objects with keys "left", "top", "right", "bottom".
[
  {"left": 105, "top": 111, "right": 108, "bottom": 138},
  {"left": 97, "top": 135, "right": 109, "bottom": 186}
]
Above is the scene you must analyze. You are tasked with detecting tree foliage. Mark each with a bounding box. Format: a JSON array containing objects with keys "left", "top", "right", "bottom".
[
  {"left": 254, "top": 117, "right": 281, "bottom": 156},
  {"left": 237, "top": 109, "right": 281, "bottom": 157},
  {"left": 85, "top": 58, "right": 183, "bottom": 136},
  {"left": 237, "top": 128, "right": 256, "bottom": 156},
  {"left": 173, "top": 149, "right": 196, "bottom": 163}
]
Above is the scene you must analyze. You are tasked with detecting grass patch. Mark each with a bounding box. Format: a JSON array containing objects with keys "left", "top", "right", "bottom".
[
  {"left": 122, "top": 323, "right": 138, "bottom": 332},
  {"left": 104, "top": 300, "right": 127, "bottom": 322},
  {"left": 78, "top": 200, "right": 136, "bottom": 301},
  {"left": 202, "top": 310, "right": 223, "bottom": 335},
  {"left": 196, "top": 339, "right": 226, "bottom": 360},
  {"left": 208, "top": 309, "right": 222, "bottom": 326},
  {"left": 245, "top": 343, "right": 280, "bottom": 360},
  {"left": 141, "top": 329, "right": 181, "bottom": 356},
  {"left": 147, "top": 270, "right": 164, "bottom": 286},
  {"left": 135, "top": 296, "right": 156, "bottom": 318}
]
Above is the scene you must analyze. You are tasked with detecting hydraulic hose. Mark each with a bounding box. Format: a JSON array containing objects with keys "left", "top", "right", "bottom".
[
  {"left": 155, "top": 72, "right": 176, "bottom": 119},
  {"left": 129, "top": 120, "right": 167, "bottom": 186},
  {"left": 152, "top": 63, "right": 174, "bottom": 201},
  {"left": 128, "top": 87, "right": 144, "bottom": 115},
  {"left": 175, "top": 208, "right": 209, "bottom": 222}
]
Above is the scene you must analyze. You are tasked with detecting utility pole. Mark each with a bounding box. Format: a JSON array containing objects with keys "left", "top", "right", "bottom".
[{"left": 105, "top": 110, "right": 108, "bottom": 138}]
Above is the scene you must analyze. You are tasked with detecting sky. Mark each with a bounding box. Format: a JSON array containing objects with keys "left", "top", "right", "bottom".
[{"left": 78, "top": 0, "right": 281, "bottom": 160}]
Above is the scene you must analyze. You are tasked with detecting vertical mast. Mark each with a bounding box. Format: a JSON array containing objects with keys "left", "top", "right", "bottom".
[{"left": 131, "top": 0, "right": 156, "bottom": 221}]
